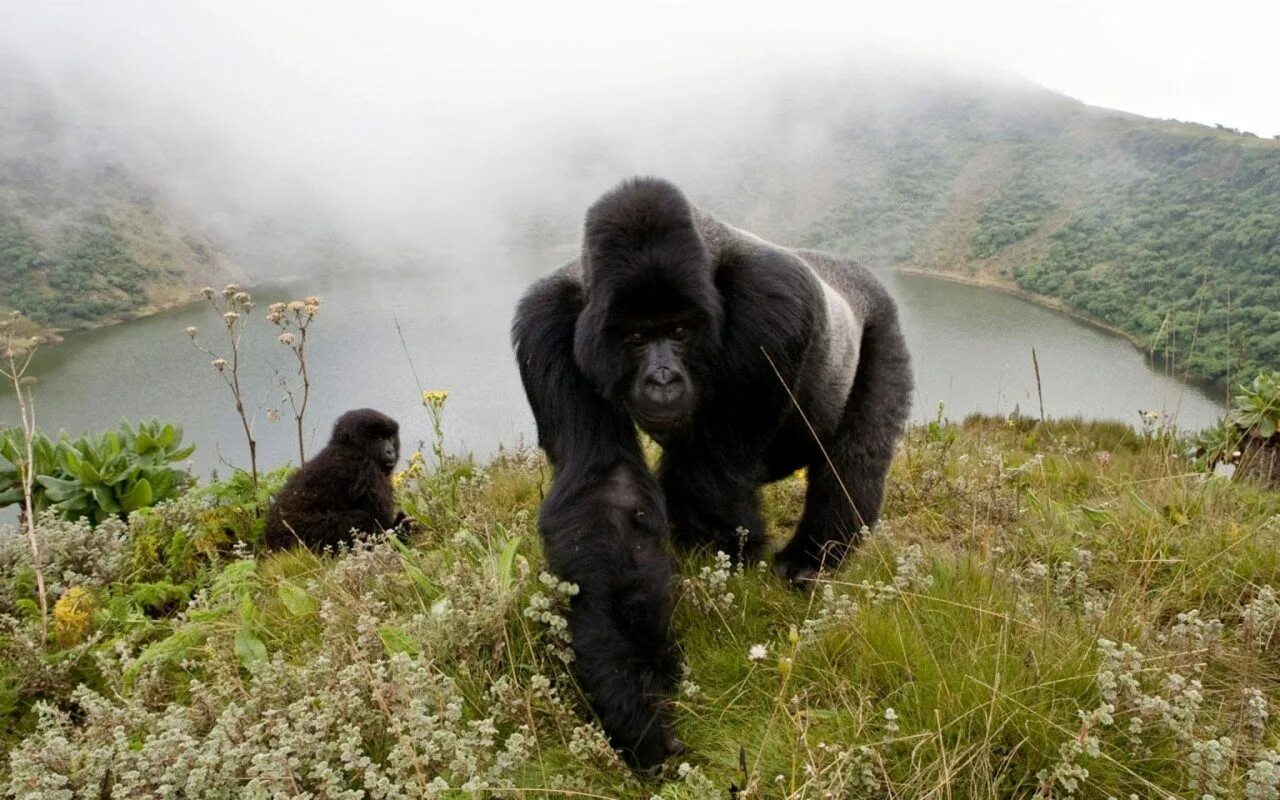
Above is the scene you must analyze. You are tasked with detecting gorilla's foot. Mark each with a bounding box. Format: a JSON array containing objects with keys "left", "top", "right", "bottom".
[{"left": 772, "top": 552, "right": 821, "bottom": 588}]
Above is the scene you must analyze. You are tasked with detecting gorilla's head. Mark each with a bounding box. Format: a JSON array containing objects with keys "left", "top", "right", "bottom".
[
  {"left": 331, "top": 408, "right": 401, "bottom": 473},
  {"left": 574, "top": 177, "right": 724, "bottom": 435}
]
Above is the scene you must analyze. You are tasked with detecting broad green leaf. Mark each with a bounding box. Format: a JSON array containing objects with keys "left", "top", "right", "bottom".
[
  {"left": 91, "top": 486, "right": 122, "bottom": 514},
  {"left": 498, "top": 534, "right": 522, "bottom": 592},
  {"left": 118, "top": 478, "right": 153, "bottom": 512},
  {"left": 1260, "top": 417, "right": 1277, "bottom": 439},
  {"left": 234, "top": 629, "right": 268, "bottom": 666},
  {"left": 1128, "top": 490, "right": 1154, "bottom": 516},
  {"left": 134, "top": 429, "right": 156, "bottom": 454},
  {"left": 1080, "top": 505, "right": 1113, "bottom": 525},
  {"left": 77, "top": 460, "right": 102, "bottom": 484},
  {"left": 61, "top": 446, "right": 83, "bottom": 475},
  {"left": 277, "top": 581, "right": 317, "bottom": 616},
  {"left": 36, "top": 476, "right": 81, "bottom": 502}
]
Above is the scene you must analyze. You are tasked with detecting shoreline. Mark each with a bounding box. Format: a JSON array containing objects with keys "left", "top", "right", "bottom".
[
  {"left": 15, "top": 276, "right": 314, "bottom": 350},
  {"left": 892, "top": 267, "right": 1227, "bottom": 398},
  {"left": 893, "top": 267, "right": 1152, "bottom": 349}
]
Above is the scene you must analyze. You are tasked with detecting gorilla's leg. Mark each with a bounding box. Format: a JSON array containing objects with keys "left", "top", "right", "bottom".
[
  {"left": 660, "top": 448, "right": 767, "bottom": 563},
  {"left": 774, "top": 300, "right": 913, "bottom": 584}
]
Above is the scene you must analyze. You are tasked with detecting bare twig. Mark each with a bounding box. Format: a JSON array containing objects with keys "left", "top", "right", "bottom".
[
  {"left": 760, "top": 347, "right": 865, "bottom": 529},
  {"left": 1031, "top": 347, "right": 1045, "bottom": 424},
  {"left": 188, "top": 285, "right": 259, "bottom": 491},
  {"left": 1, "top": 312, "right": 49, "bottom": 643},
  {"left": 268, "top": 297, "right": 321, "bottom": 464}
]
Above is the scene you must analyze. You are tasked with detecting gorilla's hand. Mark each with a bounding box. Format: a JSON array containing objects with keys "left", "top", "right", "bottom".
[
  {"left": 772, "top": 551, "right": 821, "bottom": 588},
  {"left": 391, "top": 511, "right": 420, "bottom": 534}
]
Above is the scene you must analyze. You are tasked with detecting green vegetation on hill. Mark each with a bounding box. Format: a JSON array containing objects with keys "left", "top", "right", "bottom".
[
  {"left": 710, "top": 84, "right": 1280, "bottom": 388},
  {"left": 0, "top": 71, "right": 238, "bottom": 336},
  {"left": 5, "top": 415, "right": 1280, "bottom": 796}
]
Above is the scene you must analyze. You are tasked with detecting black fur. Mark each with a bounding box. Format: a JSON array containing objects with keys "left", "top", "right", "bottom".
[
  {"left": 511, "top": 176, "right": 912, "bottom": 766},
  {"left": 263, "top": 408, "right": 406, "bottom": 551},
  {"left": 513, "top": 274, "right": 682, "bottom": 769}
]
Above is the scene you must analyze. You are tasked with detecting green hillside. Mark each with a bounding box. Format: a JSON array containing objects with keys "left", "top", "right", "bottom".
[
  {"left": 0, "top": 69, "right": 239, "bottom": 336},
  {"left": 710, "top": 81, "right": 1280, "bottom": 388}
]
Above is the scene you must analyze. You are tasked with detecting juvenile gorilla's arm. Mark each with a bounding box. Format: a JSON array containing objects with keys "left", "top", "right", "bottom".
[{"left": 513, "top": 273, "right": 681, "bottom": 769}]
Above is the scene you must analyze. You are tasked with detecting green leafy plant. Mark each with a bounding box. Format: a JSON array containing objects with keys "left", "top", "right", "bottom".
[
  {"left": 0, "top": 420, "right": 195, "bottom": 524},
  {"left": 1230, "top": 371, "right": 1280, "bottom": 441}
]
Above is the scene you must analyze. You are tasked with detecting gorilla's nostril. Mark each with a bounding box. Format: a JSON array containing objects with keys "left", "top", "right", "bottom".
[{"left": 647, "top": 366, "right": 682, "bottom": 387}]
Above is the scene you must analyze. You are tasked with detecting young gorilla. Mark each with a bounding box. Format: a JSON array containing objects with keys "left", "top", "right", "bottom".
[
  {"left": 263, "top": 408, "right": 410, "bottom": 551},
  {"left": 512, "top": 177, "right": 912, "bottom": 767}
]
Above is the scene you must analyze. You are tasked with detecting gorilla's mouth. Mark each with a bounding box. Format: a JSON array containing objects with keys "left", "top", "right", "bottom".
[{"left": 630, "top": 402, "right": 693, "bottom": 433}]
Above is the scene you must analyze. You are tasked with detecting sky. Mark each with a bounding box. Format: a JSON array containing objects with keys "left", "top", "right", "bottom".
[{"left": 2, "top": 0, "right": 1276, "bottom": 137}]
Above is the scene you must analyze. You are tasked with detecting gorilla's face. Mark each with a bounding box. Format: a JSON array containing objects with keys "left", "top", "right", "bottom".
[
  {"left": 621, "top": 318, "right": 700, "bottom": 433},
  {"left": 332, "top": 409, "right": 401, "bottom": 473},
  {"left": 372, "top": 431, "right": 401, "bottom": 473}
]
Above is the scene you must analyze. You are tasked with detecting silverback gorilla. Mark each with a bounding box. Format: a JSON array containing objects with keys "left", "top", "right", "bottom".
[{"left": 511, "top": 177, "right": 912, "bottom": 768}]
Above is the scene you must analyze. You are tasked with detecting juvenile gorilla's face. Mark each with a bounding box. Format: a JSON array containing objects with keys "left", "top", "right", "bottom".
[
  {"left": 618, "top": 317, "right": 701, "bottom": 434},
  {"left": 372, "top": 432, "right": 401, "bottom": 473},
  {"left": 332, "top": 409, "right": 401, "bottom": 473}
]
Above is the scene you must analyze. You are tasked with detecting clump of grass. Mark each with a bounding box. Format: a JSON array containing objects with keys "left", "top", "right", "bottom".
[{"left": 4, "top": 415, "right": 1280, "bottom": 798}]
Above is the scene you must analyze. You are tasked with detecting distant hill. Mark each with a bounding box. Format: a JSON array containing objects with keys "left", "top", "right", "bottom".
[
  {"left": 699, "top": 78, "right": 1280, "bottom": 388},
  {"left": 4, "top": 61, "right": 1276, "bottom": 387},
  {"left": 0, "top": 67, "right": 240, "bottom": 336}
]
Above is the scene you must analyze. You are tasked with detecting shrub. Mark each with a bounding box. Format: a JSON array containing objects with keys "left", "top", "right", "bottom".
[{"left": 0, "top": 420, "right": 195, "bottom": 524}]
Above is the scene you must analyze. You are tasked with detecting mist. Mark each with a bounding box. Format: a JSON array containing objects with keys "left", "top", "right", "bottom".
[{"left": 3, "top": 0, "right": 1275, "bottom": 284}]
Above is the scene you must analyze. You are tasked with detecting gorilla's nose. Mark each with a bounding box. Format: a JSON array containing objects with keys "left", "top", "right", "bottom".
[
  {"left": 644, "top": 367, "right": 685, "bottom": 403},
  {"left": 649, "top": 366, "right": 679, "bottom": 386}
]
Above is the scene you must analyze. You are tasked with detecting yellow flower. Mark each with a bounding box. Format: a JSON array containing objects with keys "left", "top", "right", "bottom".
[
  {"left": 53, "top": 586, "right": 95, "bottom": 646},
  {"left": 393, "top": 451, "right": 426, "bottom": 489},
  {"left": 421, "top": 390, "right": 449, "bottom": 407}
]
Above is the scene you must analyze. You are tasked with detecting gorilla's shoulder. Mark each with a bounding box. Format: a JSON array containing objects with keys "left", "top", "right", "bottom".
[{"left": 701, "top": 217, "right": 819, "bottom": 326}]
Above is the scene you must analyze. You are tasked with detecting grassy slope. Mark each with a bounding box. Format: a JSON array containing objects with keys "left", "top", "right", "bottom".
[
  {"left": 5, "top": 416, "right": 1280, "bottom": 797},
  {"left": 0, "top": 70, "right": 239, "bottom": 338}
]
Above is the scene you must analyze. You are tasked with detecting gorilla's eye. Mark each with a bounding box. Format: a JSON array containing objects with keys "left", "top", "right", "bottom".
[
  {"left": 671, "top": 326, "right": 687, "bottom": 340},
  {"left": 626, "top": 332, "right": 644, "bottom": 345}
]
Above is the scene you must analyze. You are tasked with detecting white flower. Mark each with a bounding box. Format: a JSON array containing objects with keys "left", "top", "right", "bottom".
[
  {"left": 747, "top": 644, "right": 768, "bottom": 662},
  {"left": 884, "top": 707, "right": 900, "bottom": 732}
]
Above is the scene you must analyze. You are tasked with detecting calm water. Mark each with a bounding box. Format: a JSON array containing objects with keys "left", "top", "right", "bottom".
[{"left": 2, "top": 265, "right": 1224, "bottom": 488}]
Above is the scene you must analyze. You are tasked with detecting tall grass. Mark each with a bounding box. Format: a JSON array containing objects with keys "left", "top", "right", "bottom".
[{"left": 4, "top": 416, "right": 1280, "bottom": 798}]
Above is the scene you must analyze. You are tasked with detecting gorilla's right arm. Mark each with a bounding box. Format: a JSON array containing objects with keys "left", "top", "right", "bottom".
[{"left": 512, "top": 272, "right": 681, "bottom": 770}]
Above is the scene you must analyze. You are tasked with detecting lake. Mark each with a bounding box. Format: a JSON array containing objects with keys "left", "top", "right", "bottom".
[{"left": 2, "top": 263, "right": 1225, "bottom": 488}]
